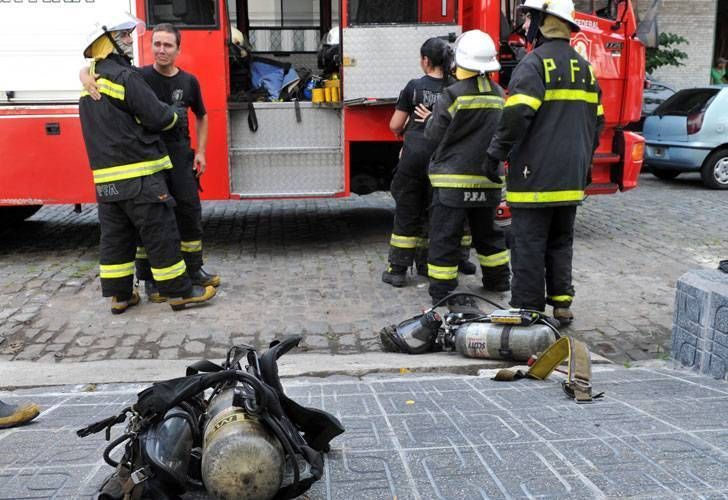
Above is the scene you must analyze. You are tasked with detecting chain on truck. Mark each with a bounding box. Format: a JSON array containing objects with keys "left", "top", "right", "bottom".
[{"left": 0, "top": 0, "right": 653, "bottom": 224}]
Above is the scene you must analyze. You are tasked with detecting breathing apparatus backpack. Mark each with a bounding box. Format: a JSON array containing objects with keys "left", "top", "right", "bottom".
[
  {"left": 380, "top": 292, "right": 560, "bottom": 361},
  {"left": 379, "top": 292, "right": 602, "bottom": 403},
  {"left": 77, "top": 336, "right": 344, "bottom": 500}
]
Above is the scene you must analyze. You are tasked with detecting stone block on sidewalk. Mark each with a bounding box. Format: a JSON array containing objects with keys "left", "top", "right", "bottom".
[{"left": 672, "top": 269, "right": 728, "bottom": 380}]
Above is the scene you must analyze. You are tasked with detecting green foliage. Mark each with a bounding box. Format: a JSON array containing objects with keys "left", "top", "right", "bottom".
[{"left": 646, "top": 32, "right": 689, "bottom": 74}]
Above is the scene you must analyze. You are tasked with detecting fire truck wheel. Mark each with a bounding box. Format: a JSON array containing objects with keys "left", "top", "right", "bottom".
[
  {"left": 650, "top": 168, "right": 680, "bottom": 181},
  {"left": 701, "top": 148, "right": 728, "bottom": 190},
  {"left": 3, "top": 205, "right": 42, "bottom": 225}
]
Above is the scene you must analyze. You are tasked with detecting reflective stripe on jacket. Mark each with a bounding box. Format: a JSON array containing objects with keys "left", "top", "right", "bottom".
[
  {"left": 425, "top": 75, "right": 505, "bottom": 190},
  {"left": 79, "top": 54, "right": 178, "bottom": 197},
  {"left": 487, "top": 39, "right": 604, "bottom": 207}
]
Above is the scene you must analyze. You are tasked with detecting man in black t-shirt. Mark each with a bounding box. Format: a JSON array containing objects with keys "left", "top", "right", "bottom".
[
  {"left": 135, "top": 23, "right": 220, "bottom": 300},
  {"left": 82, "top": 23, "right": 220, "bottom": 301}
]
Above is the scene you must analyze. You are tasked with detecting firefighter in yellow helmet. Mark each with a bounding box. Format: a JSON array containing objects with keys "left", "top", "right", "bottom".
[
  {"left": 486, "top": 0, "right": 604, "bottom": 325},
  {"left": 79, "top": 13, "right": 216, "bottom": 313},
  {"left": 422, "top": 30, "right": 510, "bottom": 305}
]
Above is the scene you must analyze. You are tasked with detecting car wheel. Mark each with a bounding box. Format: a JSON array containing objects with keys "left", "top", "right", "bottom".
[
  {"left": 650, "top": 168, "right": 680, "bottom": 180},
  {"left": 701, "top": 148, "right": 728, "bottom": 189}
]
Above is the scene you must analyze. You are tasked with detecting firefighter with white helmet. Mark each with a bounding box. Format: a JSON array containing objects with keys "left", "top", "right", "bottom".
[
  {"left": 486, "top": 0, "right": 604, "bottom": 325},
  {"left": 79, "top": 13, "right": 216, "bottom": 313},
  {"left": 422, "top": 29, "right": 510, "bottom": 305}
]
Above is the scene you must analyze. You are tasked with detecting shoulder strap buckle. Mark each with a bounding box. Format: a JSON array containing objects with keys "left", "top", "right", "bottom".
[{"left": 130, "top": 466, "right": 152, "bottom": 485}]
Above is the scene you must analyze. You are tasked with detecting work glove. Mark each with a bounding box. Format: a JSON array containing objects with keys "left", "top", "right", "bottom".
[
  {"left": 171, "top": 103, "right": 188, "bottom": 132},
  {"left": 483, "top": 154, "right": 503, "bottom": 185}
]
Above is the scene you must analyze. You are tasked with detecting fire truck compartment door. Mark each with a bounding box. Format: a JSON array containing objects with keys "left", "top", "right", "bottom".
[
  {"left": 342, "top": 25, "right": 460, "bottom": 101},
  {"left": 229, "top": 102, "right": 343, "bottom": 197},
  {"left": 0, "top": 0, "right": 134, "bottom": 104}
]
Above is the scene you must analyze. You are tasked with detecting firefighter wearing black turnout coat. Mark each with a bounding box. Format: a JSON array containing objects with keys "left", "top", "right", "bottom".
[
  {"left": 424, "top": 30, "right": 510, "bottom": 304},
  {"left": 485, "top": 0, "right": 604, "bottom": 324},
  {"left": 79, "top": 14, "right": 216, "bottom": 313}
]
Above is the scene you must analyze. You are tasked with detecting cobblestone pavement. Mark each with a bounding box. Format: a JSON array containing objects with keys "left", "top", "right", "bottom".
[
  {"left": 1, "top": 365, "right": 728, "bottom": 498},
  {"left": 0, "top": 172, "right": 725, "bottom": 365}
]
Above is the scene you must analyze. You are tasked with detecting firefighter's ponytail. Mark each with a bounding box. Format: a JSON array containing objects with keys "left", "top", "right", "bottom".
[{"left": 420, "top": 37, "right": 452, "bottom": 74}]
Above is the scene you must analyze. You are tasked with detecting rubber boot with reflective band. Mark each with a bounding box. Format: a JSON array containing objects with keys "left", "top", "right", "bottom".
[
  {"left": 459, "top": 233, "right": 477, "bottom": 274},
  {"left": 382, "top": 265, "right": 407, "bottom": 288},
  {"left": 144, "top": 280, "right": 167, "bottom": 303},
  {"left": 190, "top": 267, "right": 221, "bottom": 288},
  {"left": 553, "top": 307, "right": 574, "bottom": 326},
  {"left": 482, "top": 261, "right": 511, "bottom": 292},
  {"left": 169, "top": 285, "right": 217, "bottom": 311}
]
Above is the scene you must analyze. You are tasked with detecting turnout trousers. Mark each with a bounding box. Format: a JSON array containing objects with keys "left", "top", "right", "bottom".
[
  {"left": 508, "top": 206, "right": 577, "bottom": 312},
  {"left": 98, "top": 174, "right": 191, "bottom": 299},
  {"left": 136, "top": 142, "right": 204, "bottom": 281},
  {"left": 387, "top": 135, "right": 432, "bottom": 271},
  {"left": 427, "top": 189, "right": 509, "bottom": 302},
  {"left": 388, "top": 135, "right": 471, "bottom": 273}
]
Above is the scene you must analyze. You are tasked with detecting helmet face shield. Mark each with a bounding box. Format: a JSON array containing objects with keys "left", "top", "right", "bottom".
[
  {"left": 84, "top": 13, "right": 145, "bottom": 58},
  {"left": 104, "top": 15, "right": 145, "bottom": 37}
]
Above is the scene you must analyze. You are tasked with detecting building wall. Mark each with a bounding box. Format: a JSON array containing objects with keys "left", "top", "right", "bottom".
[{"left": 635, "top": 0, "right": 718, "bottom": 89}]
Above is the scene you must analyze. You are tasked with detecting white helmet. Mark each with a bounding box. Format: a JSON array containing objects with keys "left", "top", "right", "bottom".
[
  {"left": 83, "top": 12, "right": 145, "bottom": 58},
  {"left": 454, "top": 30, "right": 500, "bottom": 74},
  {"left": 519, "top": 0, "right": 580, "bottom": 32},
  {"left": 323, "top": 26, "right": 339, "bottom": 46}
]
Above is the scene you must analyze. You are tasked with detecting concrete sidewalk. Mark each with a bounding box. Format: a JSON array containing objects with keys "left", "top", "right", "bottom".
[
  {"left": 1, "top": 362, "right": 727, "bottom": 499},
  {"left": 0, "top": 351, "right": 612, "bottom": 387}
]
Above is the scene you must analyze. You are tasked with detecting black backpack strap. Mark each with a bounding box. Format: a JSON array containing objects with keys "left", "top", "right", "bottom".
[
  {"left": 185, "top": 359, "right": 223, "bottom": 376},
  {"left": 259, "top": 336, "right": 345, "bottom": 451},
  {"left": 259, "top": 336, "right": 300, "bottom": 393},
  {"left": 247, "top": 101, "right": 258, "bottom": 132},
  {"left": 135, "top": 372, "right": 236, "bottom": 419},
  {"left": 273, "top": 445, "right": 325, "bottom": 500},
  {"left": 280, "top": 397, "right": 344, "bottom": 451}
]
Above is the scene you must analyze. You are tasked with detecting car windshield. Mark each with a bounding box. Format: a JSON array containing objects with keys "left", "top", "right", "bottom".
[{"left": 655, "top": 89, "right": 720, "bottom": 116}]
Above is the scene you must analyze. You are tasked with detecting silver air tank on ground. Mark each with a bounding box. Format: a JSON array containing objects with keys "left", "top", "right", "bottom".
[
  {"left": 454, "top": 321, "right": 557, "bottom": 361},
  {"left": 201, "top": 387, "right": 285, "bottom": 500}
]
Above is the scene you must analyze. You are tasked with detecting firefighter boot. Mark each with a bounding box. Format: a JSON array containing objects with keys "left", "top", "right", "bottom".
[
  {"left": 553, "top": 307, "right": 574, "bottom": 326},
  {"left": 414, "top": 246, "right": 429, "bottom": 277},
  {"left": 145, "top": 281, "right": 167, "bottom": 303},
  {"left": 445, "top": 295, "right": 481, "bottom": 315},
  {"left": 0, "top": 400, "right": 40, "bottom": 429},
  {"left": 111, "top": 291, "right": 140, "bottom": 315},
  {"left": 459, "top": 260, "right": 477, "bottom": 275},
  {"left": 459, "top": 245, "right": 476, "bottom": 275},
  {"left": 382, "top": 264, "right": 407, "bottom": 288},
  {"left": 482, "top": 264, "right": 510, "bottom": 292},
  {"left": 190, "top": 268, "right": 221, "bottom": 288},
  {"left": 169, "top": 285, "right": 217, "bottom": 311}
]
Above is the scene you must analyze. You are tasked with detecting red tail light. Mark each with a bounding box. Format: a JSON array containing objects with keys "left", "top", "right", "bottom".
[{"left": 687, "top": 111, "right": 705, "bottom": 135}]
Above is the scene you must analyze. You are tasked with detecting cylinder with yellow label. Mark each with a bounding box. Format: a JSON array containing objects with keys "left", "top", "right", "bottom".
[
  {"left": 311, "top": 87, "right": 325, "bottom": 103},
  {"left": 201, "top": 388, "right": 285, "bottom": 500}
]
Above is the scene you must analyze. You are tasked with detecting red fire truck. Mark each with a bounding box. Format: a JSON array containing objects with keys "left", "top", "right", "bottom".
[{"left": 0, "top": 0, "right": 647, "bottom": 223}]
